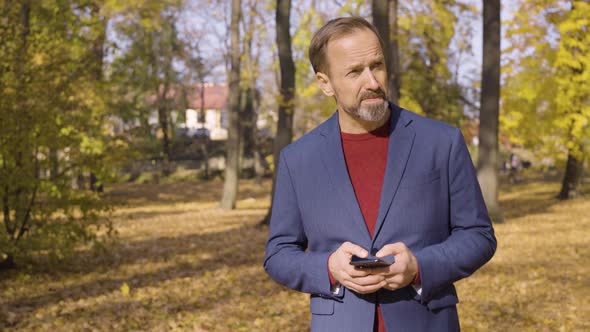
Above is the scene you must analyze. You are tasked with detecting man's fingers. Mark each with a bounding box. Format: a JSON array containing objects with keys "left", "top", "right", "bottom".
[
  {"left": 382, "top": 272, "right": 405, "bottom": 291},
  {"left": 384, "top": 273, "right": 404, "bottom": 286},
  {"left": 341, "top": 241, "right": 368, "bottom": 258},
  {"left": 349, "top": 274, "right": 385, "bottom": 286},
  {"left": 343, "top": 280, "right": 386, "bottom": 294},
  {"left": 375, "top": 242, "right": 407, "bottom": 258},
  {"left": 348, "top": 267, "right": 372, "bottom": 277}
]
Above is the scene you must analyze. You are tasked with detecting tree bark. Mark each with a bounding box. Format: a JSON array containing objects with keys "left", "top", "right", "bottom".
[
  {"left": 477, "top": 0, "right": 503, "bottom": 222},
  {"left": 372, "top": 0, "right": 400, "bottom": 103},
  {"left": 89, "top": 2, "right": 106, "bottom": 190},
  {"left": 372, "top": 0, "right": 390, "bottom": 93},
  {"left": 199, "top": 81, "right": 209, "bottom": 179},
  {"left": 388, "top": 0, "right": 400, "bottom": 103},
  {"left": 240, "top": 3, "right": 258, "bottom": 179},
  {"left": 372, "top": 0, "right": 400, "bottom": 104},
  {"left": 252, "top": 90, "right": 265, "bottom": 185},
  {"left": 240, "top": 86, "right": 255, "bottom": 178},
  {"left": 261, "top": 0, "right": 295, "bottom": 224},
  {"left": 558, "top": 148, "right": 584, "bottom": 200},
  {"left": 220, "top": 0, "right": 242, "bottom": 210},
  {"left": 157, "top": 96, "right": 171, "bottom": 174}
]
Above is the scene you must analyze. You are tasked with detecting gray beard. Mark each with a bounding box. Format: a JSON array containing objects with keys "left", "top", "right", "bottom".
[{"left": 342, "top": 99, "right": 389, "bottom": 122}]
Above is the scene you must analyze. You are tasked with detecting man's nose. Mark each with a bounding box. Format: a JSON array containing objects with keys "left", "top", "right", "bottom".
[{"left": 363, "top": 68, "right": 380, "bottom": 90}]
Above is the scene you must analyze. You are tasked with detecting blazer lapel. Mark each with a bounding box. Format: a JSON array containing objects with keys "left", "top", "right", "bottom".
[
  {"left": 372, "top": 106, "right": 415, "bottom": 246},
  {"left": 319, "top": 113, "right": 372, "bottom": 244}
]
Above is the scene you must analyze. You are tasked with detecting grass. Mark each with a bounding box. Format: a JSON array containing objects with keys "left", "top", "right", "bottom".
[{"left": 0, "top": 174, "right": 588, "bottom": 331}]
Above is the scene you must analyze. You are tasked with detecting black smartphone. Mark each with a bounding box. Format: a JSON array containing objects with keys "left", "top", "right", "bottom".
[{"left": 350, "top": 255, "right": 395, "bottom": 268}]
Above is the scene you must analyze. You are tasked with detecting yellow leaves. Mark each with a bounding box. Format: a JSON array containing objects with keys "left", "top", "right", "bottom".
[
  {"left": 503, "top": 0, "right": 590, "bottom": 163},
  {"left": 398, "top": 94, "right": 424, "bottom": 116},
  {"left": 1, "top": 178, "right": 589, "bottom": 330},
  {"left": 80, "top": 135, "right": 105, "bottom": 155},
  {"left": 59, "top": 126, "right": 76, "bottom": 137},
  {"left": 31, "top": 53, "right": 46, "bottom": 67},
  {"left": 121, "top": 283, "right": 130, "bottom": 297},
  {"left": 336, "top": 0, "right": 365, "bottom": 16}
]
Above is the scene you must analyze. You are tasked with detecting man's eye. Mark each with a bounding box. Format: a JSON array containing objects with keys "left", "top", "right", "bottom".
[
  {"left": 372, "top": 62, "right": 384, "bottom": 69},
  {"left": 348, "top": 70, "right": 361, "bottom": 76}
]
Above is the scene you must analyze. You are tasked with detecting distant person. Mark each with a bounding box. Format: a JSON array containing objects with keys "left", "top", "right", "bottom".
[{"left": 264, "top": 17, "right": 496, "bottom": 331}]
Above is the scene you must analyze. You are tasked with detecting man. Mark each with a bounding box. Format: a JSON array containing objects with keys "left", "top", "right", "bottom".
[{"left": 264, "top": 16, "right": 496, "bottom": 332}]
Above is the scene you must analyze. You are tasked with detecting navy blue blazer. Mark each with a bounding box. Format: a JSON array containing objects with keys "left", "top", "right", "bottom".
[{"left": 264, "top": 104, "right": 496, "bottom": 331}]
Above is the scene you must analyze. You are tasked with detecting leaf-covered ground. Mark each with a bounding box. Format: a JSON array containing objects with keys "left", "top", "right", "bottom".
[{"left": 0, "top": 175, "right": 588, "bottom": 331}]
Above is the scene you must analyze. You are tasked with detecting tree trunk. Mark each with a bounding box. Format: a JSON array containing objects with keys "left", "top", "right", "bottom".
[
  {"left": 220, "top": 0, "right": 242, "bottom": 210},
  {"left": 252, "top": 90, "right": 265, "bottom": 185},
  {"left": 240, "top": 5, "right": 257, "bottom": 180},
  {"left": 240, "top": 86, "right": 255, "bottom": 178},
  {"left": 372, "top": 0, "right": 400, "bottom": 103},
  {"left": 13, "top": 0, "right": 32, "bottom": 239},
  {"left": 89, "top": 3, "right": 106, "bottom": 190},
  {"left": 198, "top": 81, "right": 210, "bottom": 179},
  {"left": 261, "top": 0, "right": 295, "bottom": 224},
  {"left": 157, "top": 101, "right": 171, "bottom": 175},
  {"left": 477, "top": 0, "right": 502, "bottom": 222},
  {"left": 388, "top": 0, "right": 400, "bottom": 103},
  {"left": 4, "top": 0, "right": 35, "bottom": 251},
  {"left": 371, "top": 0, "right": 397, "bottom": 102},
  {"left": 372, "top": 0, "right": 389, "bottom": 86},
  {"left": 558, "top": 149, "right": 584, "bottom": 200},
  {"left": 49, "top": 148, "right": 59, "bottom": 180}
]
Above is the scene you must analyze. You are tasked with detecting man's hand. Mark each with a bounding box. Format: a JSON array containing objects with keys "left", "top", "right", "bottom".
[
  {"left": 328, "top": 242, "right": 386, "bottom": 294},
  {"left": 374, "top": 242, "right": 418, "bottom": 291}
]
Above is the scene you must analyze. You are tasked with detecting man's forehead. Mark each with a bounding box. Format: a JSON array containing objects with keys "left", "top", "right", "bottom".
[
  {"left": 326, "top": 30, "right": 383, "bottom": 62},
  {"left": 327, "top": 27, "right": 379, "bottom": 48}
]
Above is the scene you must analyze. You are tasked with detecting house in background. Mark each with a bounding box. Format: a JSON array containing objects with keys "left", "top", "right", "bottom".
[
  {"left": 184, "top": 83, "right": 229, "bottom": 141},
  {"left": 107, "top": 83, "right": 261, "bottom": 141}
]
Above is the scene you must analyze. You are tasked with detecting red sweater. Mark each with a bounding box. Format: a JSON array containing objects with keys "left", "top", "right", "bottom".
[
  {"left": 341, "top": 123, "right": 390, "bottom": 332},
  {"left": 327, "top": 121, "right": 421, "bottom": 331}
]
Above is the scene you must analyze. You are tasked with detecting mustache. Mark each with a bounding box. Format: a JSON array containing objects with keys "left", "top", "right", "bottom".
[{"left": 360, "top": 90, "right": 386, "bottom": 100}]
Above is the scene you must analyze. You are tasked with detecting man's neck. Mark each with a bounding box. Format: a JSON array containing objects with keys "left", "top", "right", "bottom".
[{"left": 338, "top": 108, "right": 391, "bottom": 134}]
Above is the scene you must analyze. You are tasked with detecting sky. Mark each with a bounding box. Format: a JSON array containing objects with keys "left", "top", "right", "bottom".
[{"left": 163, "top": 0, "right": 526, "bottom": 97}]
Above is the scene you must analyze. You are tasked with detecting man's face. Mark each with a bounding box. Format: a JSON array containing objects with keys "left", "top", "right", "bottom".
[{"left": 318, "top": 28, "right": 389, "bottom": 122}]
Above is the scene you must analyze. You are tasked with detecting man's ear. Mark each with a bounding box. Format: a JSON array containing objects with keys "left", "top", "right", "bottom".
[{"left": 315, "top": 72, "right": 334, "bottom": 97}]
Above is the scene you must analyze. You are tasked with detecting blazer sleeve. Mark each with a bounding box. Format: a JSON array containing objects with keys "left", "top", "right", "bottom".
[
  {"left": 414, "top": 128, "right": 497, "bottom": 303},
  {"left": 263, "top": 151, "right": 343, "bottom": 299}
]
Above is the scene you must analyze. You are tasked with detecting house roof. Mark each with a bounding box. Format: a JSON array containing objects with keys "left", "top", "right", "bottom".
[
  {"left": 187, "top": 84, "right": 228, "bottom": 110},
  {"left": 146, "top": 83, "right": 228, "bottom": 111}
]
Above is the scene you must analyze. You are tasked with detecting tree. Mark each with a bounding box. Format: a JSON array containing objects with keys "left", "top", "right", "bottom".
[
  {"left": 1, "top": 0, "right": 115, "bottom": 267},
  {"left": 388, "top": 0, "right": 401, "bottom": 103},
  {"left": 107, "top": 1, "right": 188, "bottom": 176},
  {"left": 555, "top": 1, "right": 589, "bottom": 199},
  {"left": 220, "top": 0, "right": 242, "bottom": 210},
  {"left": 372, "top": 0, "right": 400, "bottom": 103},
  {"left": 396, "top": 1, "right": 476, "bottom": 127},
  {"left": 261, "top": 0, "right": 295, "bottom": 224},
  {"left": 239, "top": 0, "right": 264, "bottom": 181},
  {"left": 477, "top": 0, "right": 502, "bottom": 222},
  {"left": 186, "top": 41, "right": 212, "bottom": 179},
  {"left": 502, "top": 0, "right": 589, "bottom": 199}
]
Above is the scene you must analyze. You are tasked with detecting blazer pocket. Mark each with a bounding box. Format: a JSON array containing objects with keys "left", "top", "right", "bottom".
[
  {"left": 426, "top": 292, "right": 459, "bottom": 311},
  {"left": 400, "top": 169, "right": 441, "bottom": 188},
  {"left": 310, "top": 295, "right": 335, "bottom": 315}
]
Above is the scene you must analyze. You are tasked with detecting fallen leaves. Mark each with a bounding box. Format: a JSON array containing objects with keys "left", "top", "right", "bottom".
[
  {"left": 120, "top": 283, "right": 130, "bottom": 297},
  {"left": 0, "top": 177, "right": 587, "bottom": 331}
]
